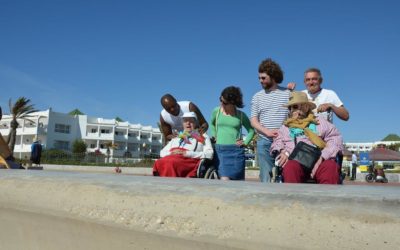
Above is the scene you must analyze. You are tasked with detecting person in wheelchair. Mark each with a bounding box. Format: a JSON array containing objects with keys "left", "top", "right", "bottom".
[
  {"left": 270, "top": 92, "right": 343, "bottom": 184},
  {"left": 153, "top": 112, "right": 213, "bottom": 177}
]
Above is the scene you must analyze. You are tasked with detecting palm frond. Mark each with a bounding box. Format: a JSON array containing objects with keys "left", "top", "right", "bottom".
[{"left": 9, "top": 97, "right": 38, "bottom": 118}]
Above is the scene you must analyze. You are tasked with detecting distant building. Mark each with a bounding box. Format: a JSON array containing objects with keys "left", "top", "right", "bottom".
[
  {"left": 0, "top": 109, "right": 162, "bottom": 159},
  {"left": 344, "top": 142, "right": 374, "bottom": 152},
  {"left": 345, "top": 138, "right": 400, "bottom": 153}
]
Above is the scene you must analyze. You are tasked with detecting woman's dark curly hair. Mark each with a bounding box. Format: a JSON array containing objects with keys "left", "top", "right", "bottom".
[
  {"left": 258, "top": 58, "right": 284, "bottom": 84},
  {"left": 221, "top": 86, "right": 244, "bottom": 108}
]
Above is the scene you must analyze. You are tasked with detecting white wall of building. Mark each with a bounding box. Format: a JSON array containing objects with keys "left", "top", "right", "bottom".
[{"left": 0, "top": 109, "right": 162, "bottom": 159}]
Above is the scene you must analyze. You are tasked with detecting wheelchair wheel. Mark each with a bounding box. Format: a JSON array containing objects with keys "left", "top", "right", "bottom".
[
  {"left": 205, "top": 167, "right": 219, "bottom": 179},
  {"left": 365, "top": 174, "right": 374, "bottom": 183}
]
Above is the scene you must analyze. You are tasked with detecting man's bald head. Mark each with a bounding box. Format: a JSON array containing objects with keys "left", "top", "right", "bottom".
[{"left": 161, "top": 94, "right": 180, "bottom": 116}]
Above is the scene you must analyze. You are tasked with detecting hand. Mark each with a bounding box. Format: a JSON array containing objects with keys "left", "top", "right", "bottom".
[
  {"left": 287, "top": 82, "right": 296, "bottom": 91},
  {"left": 265, "top": 128, "right": 278, "bottom": 138},
  {"left": 166, "top": 131, "right": 178, "bottom": 140},
  {"left": 276, "top": 151, "right": 289, "bottom": 168},
  {"left": 170, "top": 149, "right": 185, "bottom": 155},
  {"left": 317, "top": 103, "right": 333, "bottom": 113},
  {"left": 235, "top": 139, "right": 244, "bottom": 147},
  {"left": 310, "top": 157, "right": 323, "bottom": 179},
  {"left": 198, "top": 124, "right": 207, "bottom": 134},
  {"left": 210, "top": 137, "right": 216, "bottom": 144}
]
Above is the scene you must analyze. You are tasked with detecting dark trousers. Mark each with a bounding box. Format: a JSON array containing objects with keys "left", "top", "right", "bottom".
[{"left": 351, "top": 163, "right": 358, "bottom": 180}]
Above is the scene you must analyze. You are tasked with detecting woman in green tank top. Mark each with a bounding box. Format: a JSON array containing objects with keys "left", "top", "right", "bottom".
[{"left": 210, "top": 86, "right": 255, "bottom": 180}]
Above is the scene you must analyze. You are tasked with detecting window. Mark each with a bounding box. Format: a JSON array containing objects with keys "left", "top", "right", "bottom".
[
  {"left": 90, "top": 144, "right": 96, "bottom": 148},
  {"left": 101, "top": 129, "right": 110, "bottom": 134},
  {"left": 54, "top": 140, "right": 69, "bottom": 150},
  {"left": 141, "top": 134, "right": 148, "bottom": 139},
  {"left": 128, "top": 132, "right": 138, "bottom": 137},
  {"left": 128, "top": 143, "right": 138, "bottom": 151},
  {"left": 91, "top": 128, "right": 97, "bottom": 133},
  {"left": 55, "top": 124, "right": 70, "bottom": 134}
]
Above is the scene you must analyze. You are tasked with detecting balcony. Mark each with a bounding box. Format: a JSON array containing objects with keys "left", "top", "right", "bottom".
[
  {"left": 86, "top": 132, "right": 99, "bottom": 139},
  {"left": 20, "top": 127, "right": 38, "bottom": 134},
  {"left": 13, "top": 144, "right": 32, "bottom": 152},
  {"left": 114, "top": 134, "right": 127, "bottom": 140},
  {"left": 99, "top": 133, "right": 113, "bottom": 140}
]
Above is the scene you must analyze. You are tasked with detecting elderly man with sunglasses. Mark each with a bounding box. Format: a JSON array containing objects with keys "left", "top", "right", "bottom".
[{"left": 271, "top": 92, "right": 343, "bottom": 184}]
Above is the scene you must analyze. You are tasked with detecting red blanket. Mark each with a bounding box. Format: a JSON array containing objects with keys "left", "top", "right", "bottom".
[{"left": 153, "top": 154, "right": 200, "bottom": 177}]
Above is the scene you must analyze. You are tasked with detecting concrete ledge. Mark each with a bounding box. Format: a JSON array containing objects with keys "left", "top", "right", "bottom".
[
  {"left": 0, "top": 170, "right": 399, "bottom": 249},
  {"left": 41, "top": 164, "right": 154, "bottom": 175}
]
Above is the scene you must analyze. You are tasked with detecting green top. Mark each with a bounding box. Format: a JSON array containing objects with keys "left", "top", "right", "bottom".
[{"left": 209, "top": 107, "right": 255, "bottom": 145}]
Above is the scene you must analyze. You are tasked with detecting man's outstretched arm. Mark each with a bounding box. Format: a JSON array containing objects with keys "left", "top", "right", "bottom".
[{"left": 189, "top": 102, "right": 208, "bottom": 134}]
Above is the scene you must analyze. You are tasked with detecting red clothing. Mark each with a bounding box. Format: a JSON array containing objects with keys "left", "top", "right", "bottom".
[
  {"left": 153, "top": 154, "right": 200, "bottom": 177},
  {"left": 283, "top": 159, "right": 340, "bottom": 184}
]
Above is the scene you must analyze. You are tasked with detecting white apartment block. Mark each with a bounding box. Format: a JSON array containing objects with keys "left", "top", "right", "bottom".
[{"left": 0, "top": 109, "right": 162, "bottom": 159}]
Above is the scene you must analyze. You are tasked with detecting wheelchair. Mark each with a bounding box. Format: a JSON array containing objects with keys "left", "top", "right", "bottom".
[
  {"left": 196, "top": 158, "right": 219, "bottom": 179},
  {"left": 272, "top": 151, "right": 344, "bottom": 184}
]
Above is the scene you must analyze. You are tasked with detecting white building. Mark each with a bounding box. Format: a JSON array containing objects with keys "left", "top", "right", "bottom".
[
  {"left": 344, "top": 142, "right": 374, "bottom": 152},
  {"left": 344, "top": 141, "right": 400, "bottom": 153},
  {"left": 0, "top": 109, "right": 162, "bottom": 159}
]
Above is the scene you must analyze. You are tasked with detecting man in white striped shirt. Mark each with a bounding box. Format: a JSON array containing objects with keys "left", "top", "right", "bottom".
[{"left": 251, "top": 58, "right": 291, "bottom": 182}]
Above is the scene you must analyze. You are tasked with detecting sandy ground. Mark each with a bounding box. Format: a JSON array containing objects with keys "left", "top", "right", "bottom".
[{"left": 0, "top": 171, "right": 399, "bottom": 249}]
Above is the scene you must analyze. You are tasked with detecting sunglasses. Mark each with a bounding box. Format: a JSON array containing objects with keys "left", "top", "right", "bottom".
[
  {"left": 258, "top": 76, "right": 267, "bottom": 80},
  {"left": 289, "top": 104, "right": 301, "bottom": 110}
]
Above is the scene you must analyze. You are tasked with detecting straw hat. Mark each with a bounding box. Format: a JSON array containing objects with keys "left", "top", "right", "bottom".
[{"left": 285, "top": 91, "right": 316, "bottom": 110}]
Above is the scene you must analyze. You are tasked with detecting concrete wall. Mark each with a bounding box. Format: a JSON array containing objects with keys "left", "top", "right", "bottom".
[{"left": 0, "top": 170, "right": 399, "bottom": 250}]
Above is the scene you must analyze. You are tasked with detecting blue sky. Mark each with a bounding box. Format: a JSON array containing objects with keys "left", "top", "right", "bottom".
[{"left": 1, "top": 0, "right": 399, "bottom": 142}]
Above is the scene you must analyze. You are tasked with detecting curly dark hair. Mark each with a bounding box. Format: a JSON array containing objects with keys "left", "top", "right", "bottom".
[
  {"left": 258, "top": 58, "right": 284, "bottom": 84},
  {"left": 221, "top": 86, "right": 244, "bottom": 108}
]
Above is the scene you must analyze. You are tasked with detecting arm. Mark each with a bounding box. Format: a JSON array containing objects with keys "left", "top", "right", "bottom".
[
  {"left": 185, "top": 134, "right": 214, "bottom": 159},
  {"left": 160, "top": 139, "right": 173, "bottom": 157},
  {"left": 189, "top": 102, "right": 209, "bottom": 134},
  {"left": 209, "top": 108, "right": 218, "bottom": 139},
  {"left": 159, "top": 114, "right": 175, "bottom": 143},
  {"left": 250, "top": 117, "right": 278, "bottom": 138},
  {"left": 317, "top": 104, "right": 349, "bottom": 121},
  {"left": 242, "top": 113, "right": 255, "bottom": 146},
  {"left": 311, "top": 119, "right": 343, "bottom": 178},
  {"left": 270, "top": 126, "right": 290, "bottom": 167},
  {"left": 317, "top": 91, "right": 349, "bottom": 121},
  {"left": 318, "top": 119, "right": 343, "bottom": 160},
  {"left": 250, "top": 94, "right": 279, "bottom": 138}
]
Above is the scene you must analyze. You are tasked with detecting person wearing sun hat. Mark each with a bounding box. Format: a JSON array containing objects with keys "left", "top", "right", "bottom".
[
  {"left": 153, "top": 112, "right": 213, "bottom": 177},
  {"left": 270, "top": 91, "right": 343, "bottom": 184}
]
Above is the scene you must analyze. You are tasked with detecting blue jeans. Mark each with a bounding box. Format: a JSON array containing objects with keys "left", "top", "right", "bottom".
[{"left": 257, "top": 137, "right": 274, "bottom": 183}]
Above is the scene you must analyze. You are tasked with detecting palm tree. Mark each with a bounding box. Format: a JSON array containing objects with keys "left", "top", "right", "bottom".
[{"left": 7, "top": 97, "right": 38, "bottom": 154}]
